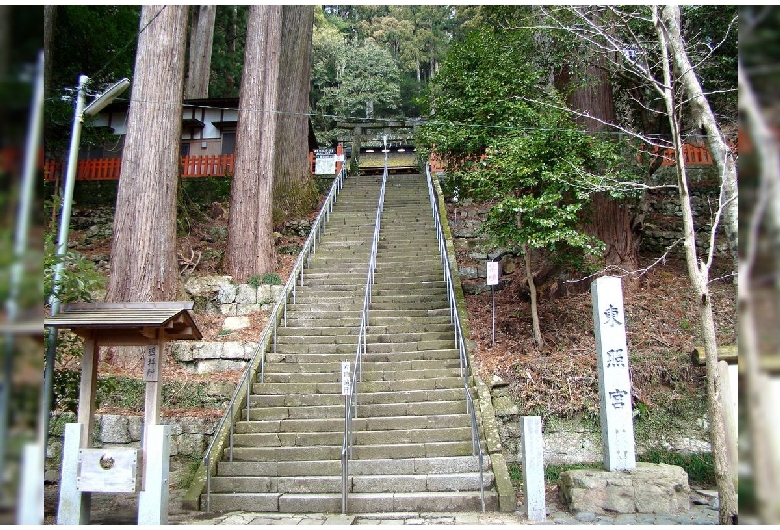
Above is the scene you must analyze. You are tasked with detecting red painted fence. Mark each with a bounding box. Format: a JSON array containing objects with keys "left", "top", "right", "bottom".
[
  {"left": 43, "top": 154, "right": 236, "bottom": 182},
  {"left": 43, "top": 141, "right": 730, "bottom": 183}
]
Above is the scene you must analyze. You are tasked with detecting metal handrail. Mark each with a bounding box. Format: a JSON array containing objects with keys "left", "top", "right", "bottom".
[
  {"left": 342, "top": 157, "right": 388, "bottom": 513},
  {"left": 426, "top": 162, "right": 486, "bottom": 512},
  {"left": 200, "top": 167, "right": 348, "bottom": 512}
]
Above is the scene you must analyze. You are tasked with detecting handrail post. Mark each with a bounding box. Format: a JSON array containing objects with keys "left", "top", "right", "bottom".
[
  {"left": 205, "top": 454, "right": 211, "bottom": 512},
  {"left": 229, "top": 402, "right": 234, "bottom": 461},
  {"left": 246, "top": 374, "right": 251, "bottom": 419}
]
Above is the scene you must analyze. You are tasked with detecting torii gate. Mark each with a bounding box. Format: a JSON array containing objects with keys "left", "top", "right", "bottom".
[
  {"left": 336, "top": 118, "right": 423, "bottom": 162},
  {"left": 44, "top": 302, "right": 201, "bottom": 525}
]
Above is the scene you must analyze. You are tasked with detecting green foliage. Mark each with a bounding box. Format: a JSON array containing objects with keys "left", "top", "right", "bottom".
[
  {"left": 639, "top": 449, "right": 715, "bottom": 486},
  {"left": 323, "top": 41, "right": 401, "bottom": 120},
  {"left": 261, "top": 272, "right": 281, "bottom": 285},
  {"left": 209, "top": 6, "right": 249, "bottom": 98},
  {"left": 682, "top": 5, "right": 737, "bottom": 128},
  {"left": 311, "top": 5, "right": 461, "bottom": 139},
  {"left": 52, "top": 369, "right": 86, "bottom": 414},
  {"left": 246, "top": 273, "right": 281, "bottom": 289},
  {"left": 44, "top": 234, "right": 107, "bottom": 306},
  {"left": 44, "top": 219, "right": 107, "bottom": 306},
  {"left": 418, "top": 24, "right": 641, "bottom": 272},
  {"left": 507, "top": 461, "right": 523, "bottom": 489},
  {"left": 46, "top": 5, "right": 141, "bottom": 158},
  {"left": 96, "top": 375, "right": 145, "bottom": 410}
]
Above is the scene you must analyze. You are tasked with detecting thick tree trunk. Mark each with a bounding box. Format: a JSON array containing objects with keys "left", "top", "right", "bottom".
[
  {"left": 106, "top": 5, "right": 188, "bottom": 303},
  {"left": 224, "top": 5, "right": 281, "bottom": 282},
  {"left": 590, "top": 194, "right": 641, "bottom": 273},
  {"left": 654, "top": 8, "right": 738, "bottom": 524},
  {"left": 556, "top": 56, "right": 641, "bottom": 273},
  {"left": 185, "top": 5, "right": 216, "bottom": 99},
  {"left": 273, "top": 5, "right": 316, "bottom": 222}
]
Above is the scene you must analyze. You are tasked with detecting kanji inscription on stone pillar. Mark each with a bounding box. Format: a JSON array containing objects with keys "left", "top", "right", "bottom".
[{"left": 591, "top": 276, "right": 636, "bottom": 471}]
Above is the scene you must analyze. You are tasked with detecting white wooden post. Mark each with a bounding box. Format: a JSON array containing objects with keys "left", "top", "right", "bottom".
[
  {"left": 137, "top": 424, "right": 171, "bottom": 525},
  {"left": 56, "top": 423, "right": 90, "bottom": 525},
  {"left": 521, "top": 416, "right": 546, "bottom": 521}
]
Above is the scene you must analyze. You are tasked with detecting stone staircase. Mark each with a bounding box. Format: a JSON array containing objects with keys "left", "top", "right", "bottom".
[{"left": 200, "top": 172, "right": 501, "bottom": 513}]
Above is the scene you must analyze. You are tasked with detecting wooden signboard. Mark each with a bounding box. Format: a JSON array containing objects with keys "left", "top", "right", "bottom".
[{"left": 77, "top": 447, "right": 143, "bottom": 493}]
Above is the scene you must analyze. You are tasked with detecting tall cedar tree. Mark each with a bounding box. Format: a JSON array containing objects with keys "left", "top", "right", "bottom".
[
  {"left": 273, "top": 5, "right": 317, "bottom": 222},
  {"left": 106, "top": 5, "right": 188, "bottom": 302},
  {"left": 185, "top": 5, "right": 216, "bottom": 99},
  {"left": 554, "top": 28, "right": 641, "bottom": 274},
  {"left": 224, "top": 5, "right": 282, "bottom": 281}
]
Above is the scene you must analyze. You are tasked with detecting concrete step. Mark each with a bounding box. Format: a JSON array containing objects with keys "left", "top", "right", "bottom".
[
  {"left": 263, "top": 366, "right": 460, "bottom": 383},
  {"left": 262, "top": 369, "right": 462, "bottom": 385},
  {"left": 266, "top": 349, "right": 460, "bottom": 364},
  {"left": 216, "top": 455, "right": 490, "bottom": 477},
  {"left": 234, "top": 414, "right": 472, "bottom": 435},
  {"left": 230, "top": 426, "right": 472, "bottom": 448},
  {"left": 202, "top": 490, "right": 498, "bottom": 513},
  {"left": 262, "top": 359, "right": 461, "bottom": 374},
  {"left": 225, "top": 440, "right": 476, "bottom": 462},
  {"left": 243, "top": 400, "right": 467, "bottom": 421},
  {"left": 196, "top": 173, "right": 504, "bottom": 516},
  {"left": 252, "top": 380, "right": 464, "bottom": 396},
  {"left": 208, "top": 471, "right": 493, "bottom": 495},
  {"left": 274, "top": 331, "right": 454, "bottom": 346}
]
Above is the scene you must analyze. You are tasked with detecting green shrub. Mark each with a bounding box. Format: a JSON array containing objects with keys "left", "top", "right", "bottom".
[{"left": 262, "top": 272, "right": 281, "bottom": 285}]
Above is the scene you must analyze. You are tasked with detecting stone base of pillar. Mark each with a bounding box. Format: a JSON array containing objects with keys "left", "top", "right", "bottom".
[{"left": 558, "top": 462, "right": 690, "bottom": 515}]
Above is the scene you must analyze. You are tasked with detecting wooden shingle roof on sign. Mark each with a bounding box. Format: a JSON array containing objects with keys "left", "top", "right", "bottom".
[{"left": 44, "top": 302, "right": 202, "bottom": 342}]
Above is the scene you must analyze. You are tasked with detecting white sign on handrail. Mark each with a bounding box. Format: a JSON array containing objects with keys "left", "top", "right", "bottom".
[{"left": 341, "top": 361, "right": 351, "bottom": 396}]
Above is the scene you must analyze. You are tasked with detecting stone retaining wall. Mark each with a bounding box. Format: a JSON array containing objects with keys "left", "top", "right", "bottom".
[
  {"left": 183, "top": 275, "right": 284, "bottom": 316},
  {"left": 492, "top": 408, "right": 711, "bottom": 466},
  {"left": 170, "top": 340, "right": 259, "bottom": 374}
]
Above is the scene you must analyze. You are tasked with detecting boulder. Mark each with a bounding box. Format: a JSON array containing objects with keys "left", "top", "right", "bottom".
[{"left": 559, "top": 462, "right": 690, "bottom": 515}]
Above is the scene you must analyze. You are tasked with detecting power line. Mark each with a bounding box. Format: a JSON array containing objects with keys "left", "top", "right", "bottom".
[{"left": 88, "top": 6, "right": 167, "bottom": 86}]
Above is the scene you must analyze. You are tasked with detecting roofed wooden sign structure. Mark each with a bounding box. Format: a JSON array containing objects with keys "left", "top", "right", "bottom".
[
  {"left": 44, "top": 301, "right": 202, "bottom": 343},
  {"left": 46, "top": 301, "right": 201, "bottom": 525}
]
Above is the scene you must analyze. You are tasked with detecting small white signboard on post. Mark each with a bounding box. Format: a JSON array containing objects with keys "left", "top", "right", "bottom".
[
  {"left": 341, "top": 361, "right": 351, "bottom": 396},
  {"left": 487, "top": 261, "right": 500, "bottom": 286},
  {"left": 487, "top": 261, "right": 500, "bottom": 346}
]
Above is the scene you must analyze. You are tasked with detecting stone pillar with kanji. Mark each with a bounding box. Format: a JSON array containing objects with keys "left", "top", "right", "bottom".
[{"left": 591, "top": 276, "right": 636, "bottom": 472}]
